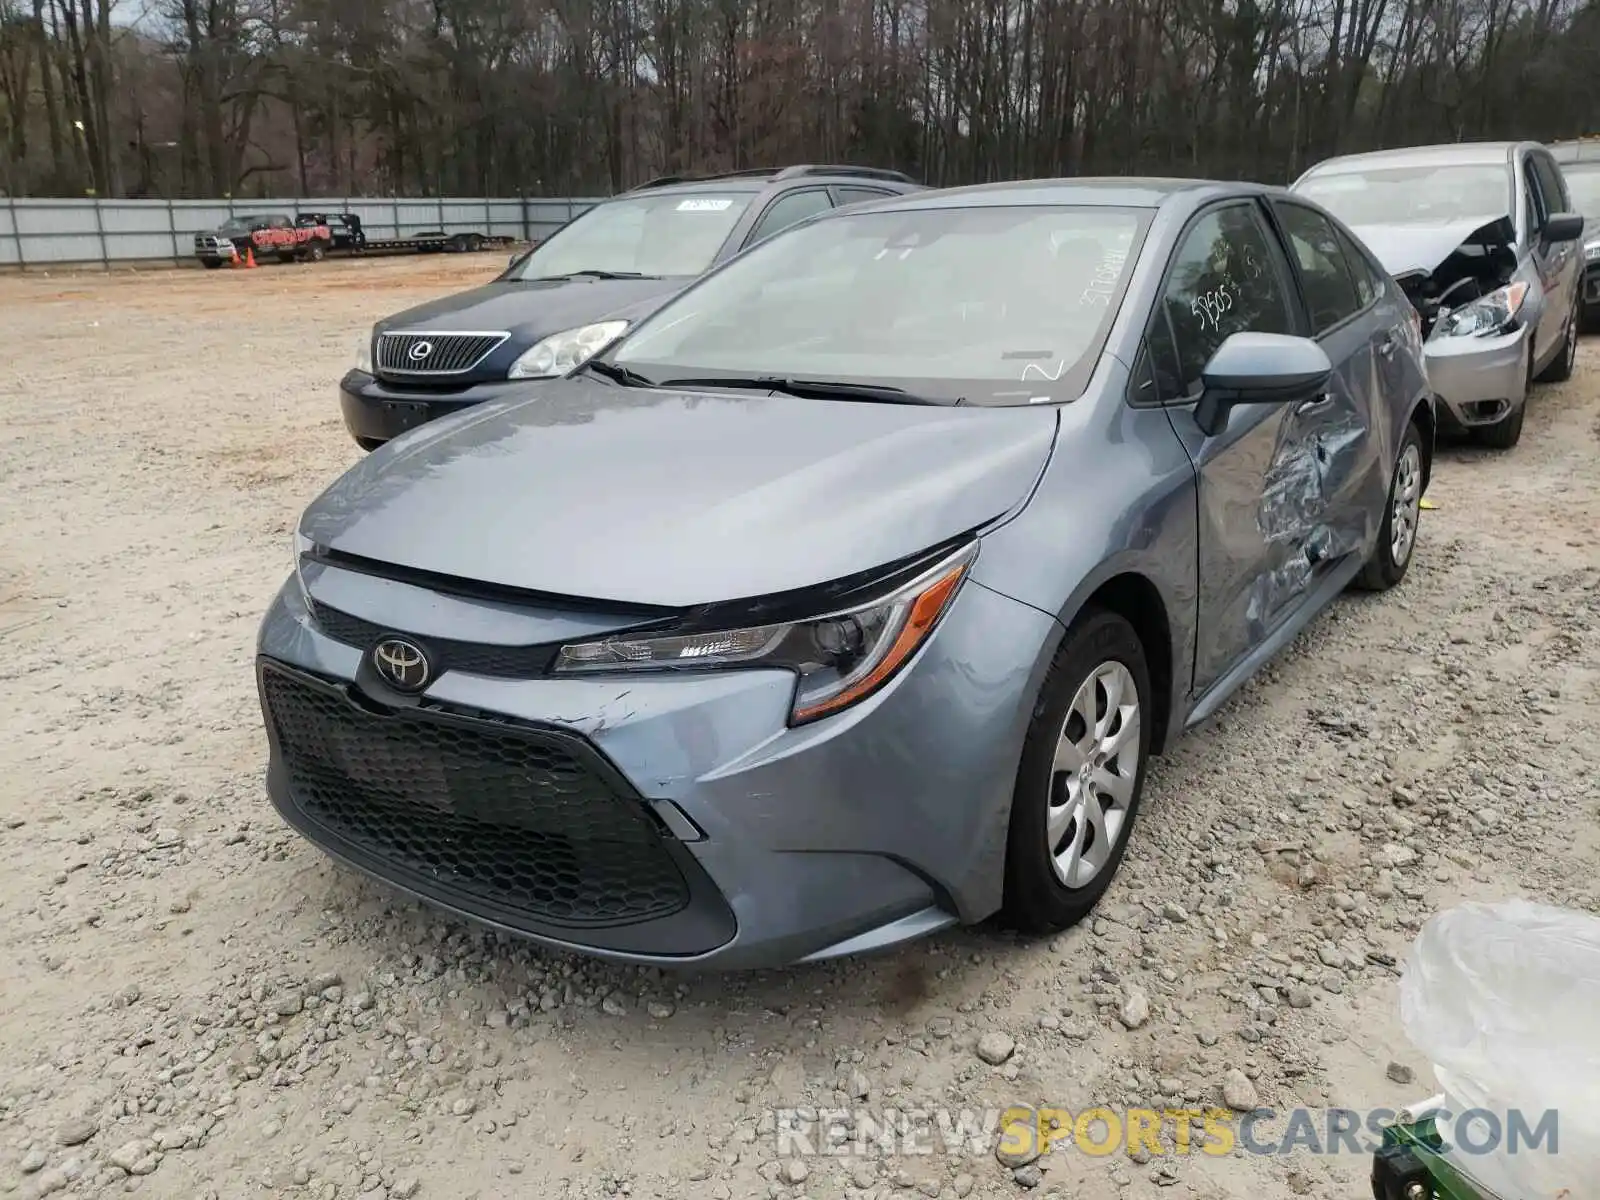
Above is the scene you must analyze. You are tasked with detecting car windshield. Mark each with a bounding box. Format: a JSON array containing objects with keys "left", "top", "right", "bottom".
[
  {"left": 1561, "top": 165, "right": 1600, "bottom": 221},
  {"left": 1296, "top": 163, "right": 1512, "bottom": 227},
  {"left": 507, "top": 192, "right": 755, "bottom": 280},
  {"left": 606, "top": 204, "right": 1149, "bottom": 406},
  {"left": 219, "top": 217, "right": 263, "bottom": 233}
]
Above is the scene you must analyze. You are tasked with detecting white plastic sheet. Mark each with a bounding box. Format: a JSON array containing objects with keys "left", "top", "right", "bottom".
[{"left": 1399, "top": 899, "right": 1600, "bottom": 1199}]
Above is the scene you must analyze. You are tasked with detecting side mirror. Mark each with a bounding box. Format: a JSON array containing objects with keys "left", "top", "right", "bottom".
[
  {"left": 1543, "top": 212, "right": 1585, "bottom": 244},
  {"left": 1192, "top": 332, "right": 1334, "bottom": 437}
]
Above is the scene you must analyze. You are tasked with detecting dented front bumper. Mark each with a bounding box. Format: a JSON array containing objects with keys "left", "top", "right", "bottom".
[{"left": 1423, "top": 325, "right": 1528, "bottom": 430}]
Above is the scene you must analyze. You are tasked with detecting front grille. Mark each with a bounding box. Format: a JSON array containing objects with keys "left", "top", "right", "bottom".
[
  {"left": 376, "top": 331, "right": 507, "bottom": 376},
  {"left": 261, "top": 665, "right": 689, "bottom": 927},
  {"left": 309, "top": 601, "right": 554, "bottom": 678}
]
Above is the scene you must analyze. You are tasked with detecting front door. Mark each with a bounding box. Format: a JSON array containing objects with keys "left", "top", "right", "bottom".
[{"left": 1143, "top": 200, "right": 1337, "bottom": 696}]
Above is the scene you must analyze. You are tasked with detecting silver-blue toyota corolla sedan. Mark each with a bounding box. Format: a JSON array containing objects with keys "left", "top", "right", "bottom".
[{"left": 258, "top": 178, "right": 1434, "bottom": 969}]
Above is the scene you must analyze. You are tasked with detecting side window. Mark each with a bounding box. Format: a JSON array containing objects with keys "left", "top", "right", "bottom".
[
  {"left": 746, "top": 189, "right": 833, "bottom": 246},
  {"left": 835, "top": 186, "right": 894, "bottom": 208},
  {"left": 1334, "top": 226, "right": 1384, "bottom": 308},
  {"left": 1532, "top": 154, "right": 1568, "bottom": 217},
  {"left": 1273, "top": 202, "right": 1363, "bottom": 333},
  {"left": 1523, "top": 157, "right": 1548, "bottom": 233},
  {"left": 1159, "top": 203, "right": 1296, "bottom": 397}
]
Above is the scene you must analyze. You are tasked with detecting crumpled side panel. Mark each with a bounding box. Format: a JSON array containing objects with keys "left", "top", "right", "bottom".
[{"left": 1245, "top": 409, "right": 1368, "bottom": 629}]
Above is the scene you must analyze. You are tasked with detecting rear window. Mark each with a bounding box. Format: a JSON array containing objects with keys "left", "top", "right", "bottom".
[{"left": 507, "top": 191, "right": 755, "bottom": 280}]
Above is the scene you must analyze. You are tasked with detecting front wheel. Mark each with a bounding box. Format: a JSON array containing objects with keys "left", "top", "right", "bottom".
[
  {"left": 1354, "top": 419, "right": 1426, "bottom": 591},
  {"left": 1001, "top": 609, "right": 1151, "bottom": 935},
  {"left": 1534, "top": 292, "right": 1579, "bottom": 384}
]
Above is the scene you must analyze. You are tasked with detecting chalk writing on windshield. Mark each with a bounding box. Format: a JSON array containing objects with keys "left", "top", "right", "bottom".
[{"left": 1078, "top": 245, "right": 1129, "bottom": 308}]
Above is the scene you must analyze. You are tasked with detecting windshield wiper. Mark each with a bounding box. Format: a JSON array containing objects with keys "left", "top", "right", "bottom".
[
  {"left": 657, "top": 376, "right": 941, "bottom": 405},
  {"left": 525, "top": 270, "right": 658, "bottom": 281},
  {"left": 580, "top": 360, "right": 657, "bottom": 388}
]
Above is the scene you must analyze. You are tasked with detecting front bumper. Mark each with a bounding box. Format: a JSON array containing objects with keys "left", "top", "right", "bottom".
[
  {"left": 1423, "top": 325, "right": 1528, "bottom": 431},
  {"left": 255, "top": 566, "right": 1059, "bottom": 969},
  {"left": 339, "top": 370, "right": 525, "bottom": 446}
]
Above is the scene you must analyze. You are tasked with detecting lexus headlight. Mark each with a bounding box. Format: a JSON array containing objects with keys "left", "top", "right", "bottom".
[
  {"left": 355, "top": 333, "right": 374, "bottom": 374},
  {"left": 507, "top": 321, "right": 629, "bottom": 380},
  {"left": 1438, "top": 281, "right": 1530, "bottom": 338},
  {"left": 553, "top": 542, "right": 978, "bottom": 725}
]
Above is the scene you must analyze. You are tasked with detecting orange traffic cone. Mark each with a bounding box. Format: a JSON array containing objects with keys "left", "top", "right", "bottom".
[{"left": 245, "top": 246, "right": 257, "bottom": 268}]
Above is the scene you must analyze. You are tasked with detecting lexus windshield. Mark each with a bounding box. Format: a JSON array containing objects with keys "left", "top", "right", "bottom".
[
  {"left": 1296, "top": 164, "right": 1513, "bottom": 226},
  {"left": 507, "top": 192, "right": 754, "bottom": 280},
  {"left": 606, "top": 204, "right": 1150, "bottom": 406}
]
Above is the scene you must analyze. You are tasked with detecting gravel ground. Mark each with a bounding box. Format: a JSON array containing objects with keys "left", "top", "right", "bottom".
[{"left": 2, "top": 256, "right": 1598, "bottom": 1200}]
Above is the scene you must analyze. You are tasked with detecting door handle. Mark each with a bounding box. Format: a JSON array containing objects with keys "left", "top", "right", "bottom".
[
  {"left": 1378, "top": 330, "right": 1400, "bottom": 357},
  {"left": 1295, "top": 392, "right": 1334, "bottom": 415}
]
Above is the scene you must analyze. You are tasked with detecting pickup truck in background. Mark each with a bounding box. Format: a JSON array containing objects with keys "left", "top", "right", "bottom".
[
  {"left": 193, "top": 214, "right": 332, "bottom": 267},
  {"left": 194, "top": 211, "right": 517, "bottom": 268}
]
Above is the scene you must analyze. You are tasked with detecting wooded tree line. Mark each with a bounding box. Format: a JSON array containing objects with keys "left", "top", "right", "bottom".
[{"left": 2, "top": 0, "right": 1598, "bottom": 199}]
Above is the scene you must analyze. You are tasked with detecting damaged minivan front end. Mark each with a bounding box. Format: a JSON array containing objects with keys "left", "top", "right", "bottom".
[
  {"left": 1293, "top": 141, "right": 1585, "bottom": 450},
  {"left": 1374, "top": 213, "right": 1535, "bottom": 435}
]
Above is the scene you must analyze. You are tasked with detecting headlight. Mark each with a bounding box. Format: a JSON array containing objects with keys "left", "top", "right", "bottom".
[
  {"left": 553, "top": 542, "right": 978, "bottom": 725},
  {"left": 507, "top": 321, "right": 629, "bottom": 380},
  {"left": 1437, "top": 281, "right": 1530, "bottom": 338},
  {"left": 1585, "top": 242, "right": 1600, "bottom": 262},
  {"left": 356, "top": 333, "right": 374, "bottom": 374}
]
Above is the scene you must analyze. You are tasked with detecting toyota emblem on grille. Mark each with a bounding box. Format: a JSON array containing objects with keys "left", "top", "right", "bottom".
[
  {"left": 372, "top": 637, "right": 431, "bottom": 691},
  {"left": 407, "top": 340, "right": 434, "bottom": 362}
]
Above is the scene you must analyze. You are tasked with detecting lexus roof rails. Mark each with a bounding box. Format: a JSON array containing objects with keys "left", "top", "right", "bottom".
[
  {"left": 771, "top": 165, "right": 916, "bottom": 184},
  {"left": 627, "top": 168, "right": 782, "bottom": 192}
]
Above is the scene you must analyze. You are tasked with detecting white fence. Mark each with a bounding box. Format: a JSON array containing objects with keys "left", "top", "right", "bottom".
[{"left": 0, "top": 195, "right": 607, "bottom": 267}]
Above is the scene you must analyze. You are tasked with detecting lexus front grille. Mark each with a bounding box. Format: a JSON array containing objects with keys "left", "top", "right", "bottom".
[{"left": 375, "top": 331, "right": 509, "bottom": 376}]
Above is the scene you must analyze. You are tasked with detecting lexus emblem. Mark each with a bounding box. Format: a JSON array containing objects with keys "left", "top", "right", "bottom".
[
  {"left": 372, "top": 637, "right": 430, "bottom": 692},
  {"left": 407, "top": 340, "right": 434, "bottom": 362}
]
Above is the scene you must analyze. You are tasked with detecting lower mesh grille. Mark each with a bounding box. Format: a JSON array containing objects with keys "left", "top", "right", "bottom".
[{"left": 260, "top": 664, "right": 689, "bottom": 927}]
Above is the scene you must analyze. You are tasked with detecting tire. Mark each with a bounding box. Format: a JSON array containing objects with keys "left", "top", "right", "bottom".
[
  {"left": 355, "top": 436, "right": 385, "bottom": 452},
  {"left": 276, "top": 250, "right": 297, "bottom": 264},
  {"left": 201, "top": 259, "right": 222, "bottom": 270},
  {"left": 468, "top": 234, "right": 485, "bottom": 252},
  {"left": 1533, "top": 292, "right": 1579, "bottom": 384},
  {"left": 1353, "top": 419, "right": 1426, "bottom": 592},
  {"left": 1475, "top": 401, "right": 1525, "bottom": 449},
  {"left": 303, "top": 240, "right": 327, "bottom": 263},
  {"left": 1001, "top": 608, "right": 1152, "bottom": 935}
]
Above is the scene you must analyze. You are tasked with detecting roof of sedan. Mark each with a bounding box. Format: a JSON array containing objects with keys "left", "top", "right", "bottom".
[
  {"left": 873, "top": 176, "right": 1277, "bottom": 210},
  {"left": 1304, "top": 142, "right": 1522, "bottom": 176}
]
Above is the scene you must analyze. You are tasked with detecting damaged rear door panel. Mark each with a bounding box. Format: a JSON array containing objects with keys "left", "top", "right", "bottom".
[{"left": 1267, "top": 200, "right": 1389, "bottom": 556}]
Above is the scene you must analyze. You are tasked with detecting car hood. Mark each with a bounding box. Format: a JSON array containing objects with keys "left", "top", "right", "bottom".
[
  {"left": 1346, "top": 214, "right": 1514, "bottom": 278},
  {"left": 376, "top": 275, "right": 692, "bottom": 341},
  {"left": 300, "top": 378, "right": 1060, "bottom": 607}
]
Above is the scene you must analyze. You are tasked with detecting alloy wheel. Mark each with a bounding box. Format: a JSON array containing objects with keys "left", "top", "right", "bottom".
[
  {"left": 1046, "top": 661, "right": 1140, "bottom": 888},
  {"left": 1390, "top": 442, "right": 1423, "bottom": 567}
]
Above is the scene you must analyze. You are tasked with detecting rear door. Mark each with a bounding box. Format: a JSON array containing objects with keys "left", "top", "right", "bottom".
[
  {"left": 1137, "top": 199, "right": 1336, "bottom": 695},
  {"left": 1266, "top": 199, "right": 1386, "bottom": 552}
]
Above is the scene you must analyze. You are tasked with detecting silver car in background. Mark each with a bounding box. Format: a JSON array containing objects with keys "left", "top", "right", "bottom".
[
  {"left": 1293, "top": 142, "right": 1584, "bottom": 449},
  {"left": 1550, "top": 139, "right": 1600, "bottom": 330}
]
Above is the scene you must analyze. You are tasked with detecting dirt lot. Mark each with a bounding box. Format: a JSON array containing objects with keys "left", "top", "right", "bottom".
[{"left": 1, "top": 255, "right": 1598, "bottom": 1200}]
